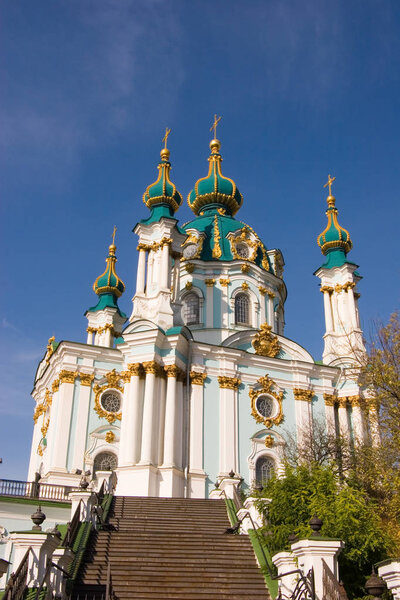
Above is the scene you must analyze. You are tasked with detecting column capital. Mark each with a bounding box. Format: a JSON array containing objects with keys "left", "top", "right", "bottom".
[
  {"left": 59, "top": 369, "right": 78, "bottom": 384},
  {"left": 127, "top": 362, "right": 145, "bottom": 377},
  {"left": 164, "top": 364, "right": 182, "bottom": 378},
  {"left": 219, "top": 278, "right": 230, "bottom": 287},
  {"left": 320, "top": 285, "right": 334, "bottom": 294},
  {"left": 323, "top": 393, "right": 337, "bottom": 406},
  {"left": 205, "top": 278, "right": 216, "bottom": 286},
  {"left": 337, "top": 397, "right": 348, "bottom": 408},
  {"left": 218, "top": 376, "right": 241, "bottom": 390},
  {"left": 79, "top": 373, "right": 94, "bottom": 387},
  {"left": 347, "top": 394, "right": 361, "bottom": 406},
  {"left": 293, "top": 388, "right": 313, "bottom": 402},
  {"left": 190, "top": 371, "right": 207, "bottom": 386},
  {"left": 142, "top": 360, "right": 163, "bottom": 376}
]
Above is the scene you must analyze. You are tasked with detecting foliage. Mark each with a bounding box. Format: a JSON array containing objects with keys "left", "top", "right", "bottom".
[{"left": 255, "top": 464, "right": 393, "bottom": 599}]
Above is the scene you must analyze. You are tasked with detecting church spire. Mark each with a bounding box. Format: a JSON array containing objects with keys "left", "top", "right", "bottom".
[{"left": 317, "top": 175, "right": 352, "bottom": 268}]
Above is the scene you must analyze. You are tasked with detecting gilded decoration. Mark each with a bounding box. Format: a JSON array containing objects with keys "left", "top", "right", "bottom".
[
  {"left": 45, "top": 336, "right": 55, "bottom": 363},
  {"left": 258, "top": 286, "right": 267, "bottom": 295},
  {"left": 185, "top": 281, "right": 193, "bottom": 290},
  {"left": 93, "top": 369, "right": 123, "bottom": 424},
  {"left": 41, "top": 418, "right": 50, "bottom": 438},
  {"left": 190, "top": 371, "right": 207, "bottom": 386},
  {"left": 265, "top": 435, "right": 274, "bottom": 448},
  {"left": 185, "top": 263, "right": 195, "bottom": 273},
  {"left": 337, "top": 397, "right": 348, "bottom": 408},
  {"left": 320, "top": 286, "right": 334, "bottom": 295},
  {"left": 241, "top": 264, "right": 250, "bottom": 273},
  {"left": 143, "top": 361, "right": 163, "bottom": 376},
  {"left": 252, "top": 323, "right": 280, "bottom": 358},
  {"left": 249, "top": 374, "right": 284, "bottom": 429},
  {"left": 105, "top": 431, "right": 115, "bottom": 444},
  {"left": 181, "top": 231, "right": 204, "bottom": 261},
  {"left": 51, "top": 379, "right": 60, "bottom": 393},
  {"left": 80, "top": 373, "right": 94, "bottom": 387},
  {"left": 230, "top": 227, "right": 259, "bottom": 262},
  {"left": 293, "top": 388, "right": 314, "bottom": 403},
  {"left": 121, "top": 371, "right": 131, "bottom": 382},
  {"left": 128, "top": 363, "right": 144, "bottom": 377},
  {"left": 267, "top": 291, "right": 275, "bottom": 299},
  {"left": 218, "top": 376, "right": 241, "bottom": 390},
  {"left": 164, "top": 365, "right": 182, "bottom": 378},
  {"left": 219, "top": 278, "right": 230, "bottom": 287},
  {"left": 212, "top": 215, "right": 222, "bottom": 259},
  {"left": 205, "top": 278, "right": 216, "bottom": 286},
  {"left": 59, "top": 369, "right": 78, "bottom": 384},
  {"left": 323, "top": 393, "right": 337, "bottom": 406},
  {"left": 241, "top": 282, "right": 249, "bottom": 291}
]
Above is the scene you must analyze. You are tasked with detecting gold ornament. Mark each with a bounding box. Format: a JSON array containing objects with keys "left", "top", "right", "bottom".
[
  {"left": 265, "top": 435, "right": 274, "bottom": 448},
  {"left": 185, "top": 263, "right": 195, "bottom": 273},
  {"left": 93, "top": 369, "right": 123, "bottom": 423},
  {"left": 252, "top": 323, "right": 280, "bottom": 358},
  {"left": 218, "top": 376, "right": 241, "bottom": 390},
  {"left": 164, "top": 365, "right": 181, "bottom": 378},
  {"left": 143, "top": 361, "right": 163, "bottom": 376},
  {"left": 128, "top": 363, "right": 144, "bottom": 377},
  {"left": 105, "top": 431, "right": 115, "bottom": 443},
  {"left": 258, "top": 286, "right": 267, "bottom": 295},
  {"left": 190, "top": 371, "right": 207, "bottom": 386},
  {"left": 46, "top": 336, "right": 55, "bottom": 363},
  {"left": 337, "top": 397, "right": 348, "bottom": 408},
  {"left": 249, "top": 374, "right": 284, "bottom": 429},
  {"left": 80, "top": 373, "right": 94, "bottom": 387},
  {"left": 205, "top": 278, "right": 216, "bottom": 286},
  {"left": 185, "top": 281, "right": 193, "bottom": 290},
  {"left": 59, "top": 369, "right": 78, "bottom": 384},
  {"left": 212, "top": 215, "right": 222, "bottom": 259},
  {"left": 241, "top": 264, "right": 250, "bottom": 273},
  {"left": 323, "top": 393, "right": 337, "bottom": 406},
  {"left": 51, "top": 379, "right": 60, "bottom": 393},
  {"left": 241, "top": 282, "right": 249, "bottom": 290},
  {"left": 293, "top": 388, "right": 314, "bottom": 402},
  {"left": 219, "top": 278, "right": 230, "bottom": 287}
]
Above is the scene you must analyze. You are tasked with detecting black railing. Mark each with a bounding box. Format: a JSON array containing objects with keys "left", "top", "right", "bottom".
[
  {"left": 2, "top": 547, "right": 32, "bottom": 600},
  {"left": 62, "top": 500, "right": 83, "bottom": 549},
  {"left": 0, "top": 479, "right": 73, "bottom": 503},
  {"left": 322, "top": 558, "right": 348, "bottom": 600}
]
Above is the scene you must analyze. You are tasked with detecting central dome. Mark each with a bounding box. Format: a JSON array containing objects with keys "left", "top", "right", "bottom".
[{"left": 187, "top": 139, "right": 243, "bottom": 216}]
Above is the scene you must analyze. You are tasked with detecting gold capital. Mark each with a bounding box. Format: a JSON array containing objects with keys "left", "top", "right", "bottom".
[
  {"left": 128, "top": 363, "right": 144, "bottom": 377},
  {"left": 80, "top": 373, "right": 94, "bottom": 387},
  {"left": 205, "top": 278, "right": 216, "bottom": 286},
  {"left": 293, "top": 388, "right": 313, "bottom": 402},
  {"left": 219, "top": 278, "right": 230, "bottom": 287},
  {"left": 218, "top": 376, "right": 241, "bottom": 390},
  {"left": 59, "top": 369, "right": 78, "bottom": 384},
  {"left": 323, "top": 393, "right": 336, "bottom": 406},
  {"left": 143, "top": 360, "right": 162, "bottom": 376},
  {"left": 164, "top": 365, "right": 181, "bottom": 378},
  {"left": 190, "top": 371, "right": 207, "bottom": 386}
]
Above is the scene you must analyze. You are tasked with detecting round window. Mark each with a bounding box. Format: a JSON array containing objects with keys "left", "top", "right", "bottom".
[
  {"left": 93, "top": 452, "right": 117, "bottom": 473},
  {"left": 183, "top": 243, "right": 198, "bottom": 259},
  {"left": 100, "top": 390, "right": 121, "bottom": 413},
  {"left": 255, "top": 395, "right": 274, "bottom": 418},
  {"left": 236, "top": 243, "right": 249, "bottom": 259}
]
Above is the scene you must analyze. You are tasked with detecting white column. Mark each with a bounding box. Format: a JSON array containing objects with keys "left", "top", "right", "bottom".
[
  {"left": 267, "top": 292, "right": 274, "bottom": 329},
  {"left": 337, "top": 398, "right": 350, "bottom": 439},
  {"left": 347, "top": 286, "right": 358, "bottom": 328},
  {"left": 71, "top": 375, "right": 93, "bottom": 470},
  {"left": 118, "top": 376, "right": 131, "bottom": 467},
  {"left": 173, "top": 256, "right": 181, "bottom": 301},
  {"left": 220, "top": 281, "right": 229, "bottom": 329},
  {"left": 28, "top": 408, "right": 45, "bottom": 480},
  {"left": 294, "top": 392, "right": 312, "bottom": 451},
  {"left": 125, "top": 366, "right": 144, "bottom": 465},
  {"left": 163, "top": 367, "right": 178, "bottom": 467},
  {"left": 368, "top": 402, "right": 381, "bottom": 446},
  {"left": 175, "top": 378, "right": 184, "bottom": 469},
  {"left": 147, "top": 251, "right": 154, "bottom": 289},
  {"left": 139, "top": 362, "right": 158, "bottom": 465},
  {"left": 104, "top": 326, "right": 113, "bottom": 348},
  {"left": 136, "top": 248, "right": 147, "bottom": 294},
  {"left": 153, "top": 249, "right": 161, "bottom": 289},
  {"left": 349, "top": 396, "right": 366, "bottom": 444},
  {"left": 86, "top": 328, "right": 94, "bottom": 345},
  {"left": 378, "top": 560, "right": 400, "bottom": 600},
  {"left": 189, "top": 373, "right": 206, "bottom": 472},
  {"left": 324, "top": 395, "right": 336, "bottom": 437},
  {"left": 205, "top": 281, "right": 215, "bottom": 328},
  {"left": 51, "top": 371, "right": 76, "bottom": 471},
  {"left": 259, "top": 291, "right": 266, "bottom": 323},
  {"left": 322, "top": 289, "right": 334, "bottom": 332},
  {"left": 160, "top": 242, "right": 170, "bottom": 289},
  {"left": 218, "top": 377, "right": 239, "bottom": 476},
  {"left": 291, "top": 538, "right": 344, "bottom": 600},
  {"left": 157, "top": 375, "right": 167, "bottom": 466}
]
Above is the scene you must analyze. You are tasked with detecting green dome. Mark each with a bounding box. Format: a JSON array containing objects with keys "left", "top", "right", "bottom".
[
  {"left": 182, "top": 207, "right": 272, "bottom": 272},
  {"left": 318, "top": 194, "right": 352, "bottom": 257},
  {"left": 143, "top": 147, "right": 183, "bottom": 214},
  {"left": 187, "top": 139, "right": 243, "bottom": 216},
  {"left": 93, "top": 244, "right": 125, "bottom": 298}
]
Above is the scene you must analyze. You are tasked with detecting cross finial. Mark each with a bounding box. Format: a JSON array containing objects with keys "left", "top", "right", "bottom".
[
  {"left": 112, "top": 225, "right": 117, "bottom": 245},
  {"left": 210, "top": 114, "right": 222, "bottom": 139},
  {"left": 162, "top": 127, "right": 171, "bottom": 149},
  {"left": 323, "top": 174, "right": 336, "bottom": 196}
]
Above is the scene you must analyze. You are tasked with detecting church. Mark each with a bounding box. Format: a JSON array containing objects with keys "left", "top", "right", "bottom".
[{"left": 24, "top": 122, "right": 373, "bottom": 502}]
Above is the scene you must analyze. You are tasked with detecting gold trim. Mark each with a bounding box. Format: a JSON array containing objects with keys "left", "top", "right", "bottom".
[
  {"left": 219, "top": 278, "right": 230, "bottom": 287},
  {"left": 258, "top": 286, "right": 267, "bottom": 295},
  {"left": 252, "top": 323, "right": 280, "bottom": 357},
  {"left": 249, "top": 374, "right": 284, "bottom": 429},
  {"left": 164, "top": 364, "right": 182, "bottom": 378},
  {"left": 51, "top": 379, "right": 60, "bottom": 393},
  {"left": 212, "top": 215, "right": 222, "bottom": 259},
  {"left": 45, "top": 336, "right": 55, "bottom": 364},
  {"left": 185, "top": 281, "right": 193, "bottom": 290},
  {"left": 80, "top": 373, "right": 94, "bottom": 387},
  {"left": 348, "top": 395, "right": 361, "bottom": 406},
  {"left": 241, "top": 282, "right": 249, "bottom": 291},
  {"left": 323, "top": 393, "right": 336, "bottom": 406},
  {"left": 190, "top": 371, "right": 207, "bottom": 386},
  {"left": 293, "top": 388, "right": 313, "bottom": 402},
  {"left": 59, "top": 370, "right": 78, "bottom": 384},
  {"left": 143, "top": 360, "right": 163, "bottom": 376},
  {"left": 185, "top": 263, "right": 195, "bottom": 273},
  {"left": 265, "top": 435, "right": 274, "bottom": 448},
  {"left": 128, "top": 363, "right": 144, "bottom": 377},
  {"left": 205, "top": 278, "right": 216, "bottom": 286},
  {"left": 337, "top": 397, "right": 348, "bottom": 408},
  {"left": 41, "top": 418, "right": 50, "bottom": 438},
  {"left": 241, "top": 264, "right": 250, "bottom": 273},
  {"left": 93, "top": 369, "right": 123, "bottom": 423},
  {"left": 218, "top": 376, "right": 241, "bottom": 390}
]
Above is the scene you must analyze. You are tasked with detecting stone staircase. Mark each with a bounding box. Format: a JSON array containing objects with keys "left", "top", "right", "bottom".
[{"left": 73, "top": 496, "right": 269, "bottom": 599}]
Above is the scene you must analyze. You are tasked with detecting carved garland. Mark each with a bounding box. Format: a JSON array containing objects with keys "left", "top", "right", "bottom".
[
  {"left": 93, "top": 369, "right": 123, "bottom": 424},
  {"left": 249, "top": 374, "right": 284, "bottom": 429}
]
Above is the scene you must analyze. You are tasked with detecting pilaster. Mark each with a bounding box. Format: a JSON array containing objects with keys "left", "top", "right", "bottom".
[{"left": 218, "top": 375, "right": 240, "bottom": 477}]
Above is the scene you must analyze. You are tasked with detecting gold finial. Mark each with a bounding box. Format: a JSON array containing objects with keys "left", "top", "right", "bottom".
[
  {"left": 162, "top": 127, "right": 171, "bottom": 149},
  {"left": 324, "top": 174, "right": 336, "bottom": 197},
  {"left": 112, "top": 225, "right": 117, "bottom": 245},
  {"left": 210, "top": 114, "right": 222, "bottom": 139},
  {"left": 109, "top": 226, "right": 117, "bottom": 254}
]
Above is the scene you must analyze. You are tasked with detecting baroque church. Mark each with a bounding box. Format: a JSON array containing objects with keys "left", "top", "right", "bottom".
[{"left": 25, "top": 126, "right": 373, "bottom": 502}]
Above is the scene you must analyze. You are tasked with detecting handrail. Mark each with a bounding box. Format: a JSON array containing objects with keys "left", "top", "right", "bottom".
[
  {"left": 62, "top": 499, "right": 83, "bottom": 549},
  {"left": 0, "top": 478, "right": 74, "bottom": 503},
  {"left": 322, "top": 558, "right": 348, "bottom": 600},
  {"left": 3, "top": 547, "right": 33, "bottom": 600}
]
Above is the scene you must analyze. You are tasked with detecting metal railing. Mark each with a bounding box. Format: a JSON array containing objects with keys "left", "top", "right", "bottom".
[
  {"left": 322, "top": 559, "right": 348, "bottom": 600},
  {"left": 2, "top": 547, "right": 32, "bottom": 600},
  {"left": 0, "top": 479, "right": 73, "bottom": 503}
]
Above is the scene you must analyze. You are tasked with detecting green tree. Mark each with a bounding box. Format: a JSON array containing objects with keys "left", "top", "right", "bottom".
[{"left": 256, "top": 464, "right": 393, "bottom": 599}]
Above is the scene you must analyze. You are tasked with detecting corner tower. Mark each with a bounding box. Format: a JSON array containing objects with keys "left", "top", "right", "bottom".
[{"left": 315, "top": 176, "right": 364, "bottom": 365}]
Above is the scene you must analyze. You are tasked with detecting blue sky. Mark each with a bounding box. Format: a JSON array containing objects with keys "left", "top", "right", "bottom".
[{"left": 1, "top": 0, "right": 400, "bottom": 479}]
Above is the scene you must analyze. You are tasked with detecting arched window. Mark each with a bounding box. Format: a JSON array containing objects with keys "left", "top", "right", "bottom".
[
  {"left": 235, "top": 293, "right": 250, "bottom": 325},
  {"left": 93, "top": 452, "right": 118, "bottom": 474},
  {"left": 255, "top": 456, "right": 275, "bottom": 484},
  {"left": 183, "top": 293, "right": 200, "bottom": 325}
]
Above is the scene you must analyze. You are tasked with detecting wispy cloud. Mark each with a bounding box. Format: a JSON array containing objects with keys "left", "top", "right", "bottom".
[{"left": 2, "top": 318, "right": 19, "bottom": 332}]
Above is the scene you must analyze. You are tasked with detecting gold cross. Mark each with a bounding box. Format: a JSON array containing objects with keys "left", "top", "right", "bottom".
[
  {"left": 210, "top": 114, "right": 222, "bottom": 138},
  {"left": 112, "top": 225, "right": 117, "bottom": 245},
  {"left": 162, "top": 127, "right": 171, "bottom": 149},
  {"left": 324, "top": 174, "right": 336, "bottom": 196}
]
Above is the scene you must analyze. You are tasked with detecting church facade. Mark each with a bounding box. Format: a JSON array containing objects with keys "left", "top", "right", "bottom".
[{"left": 26, "top": 133, "right": 374, "bottom": 501}]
